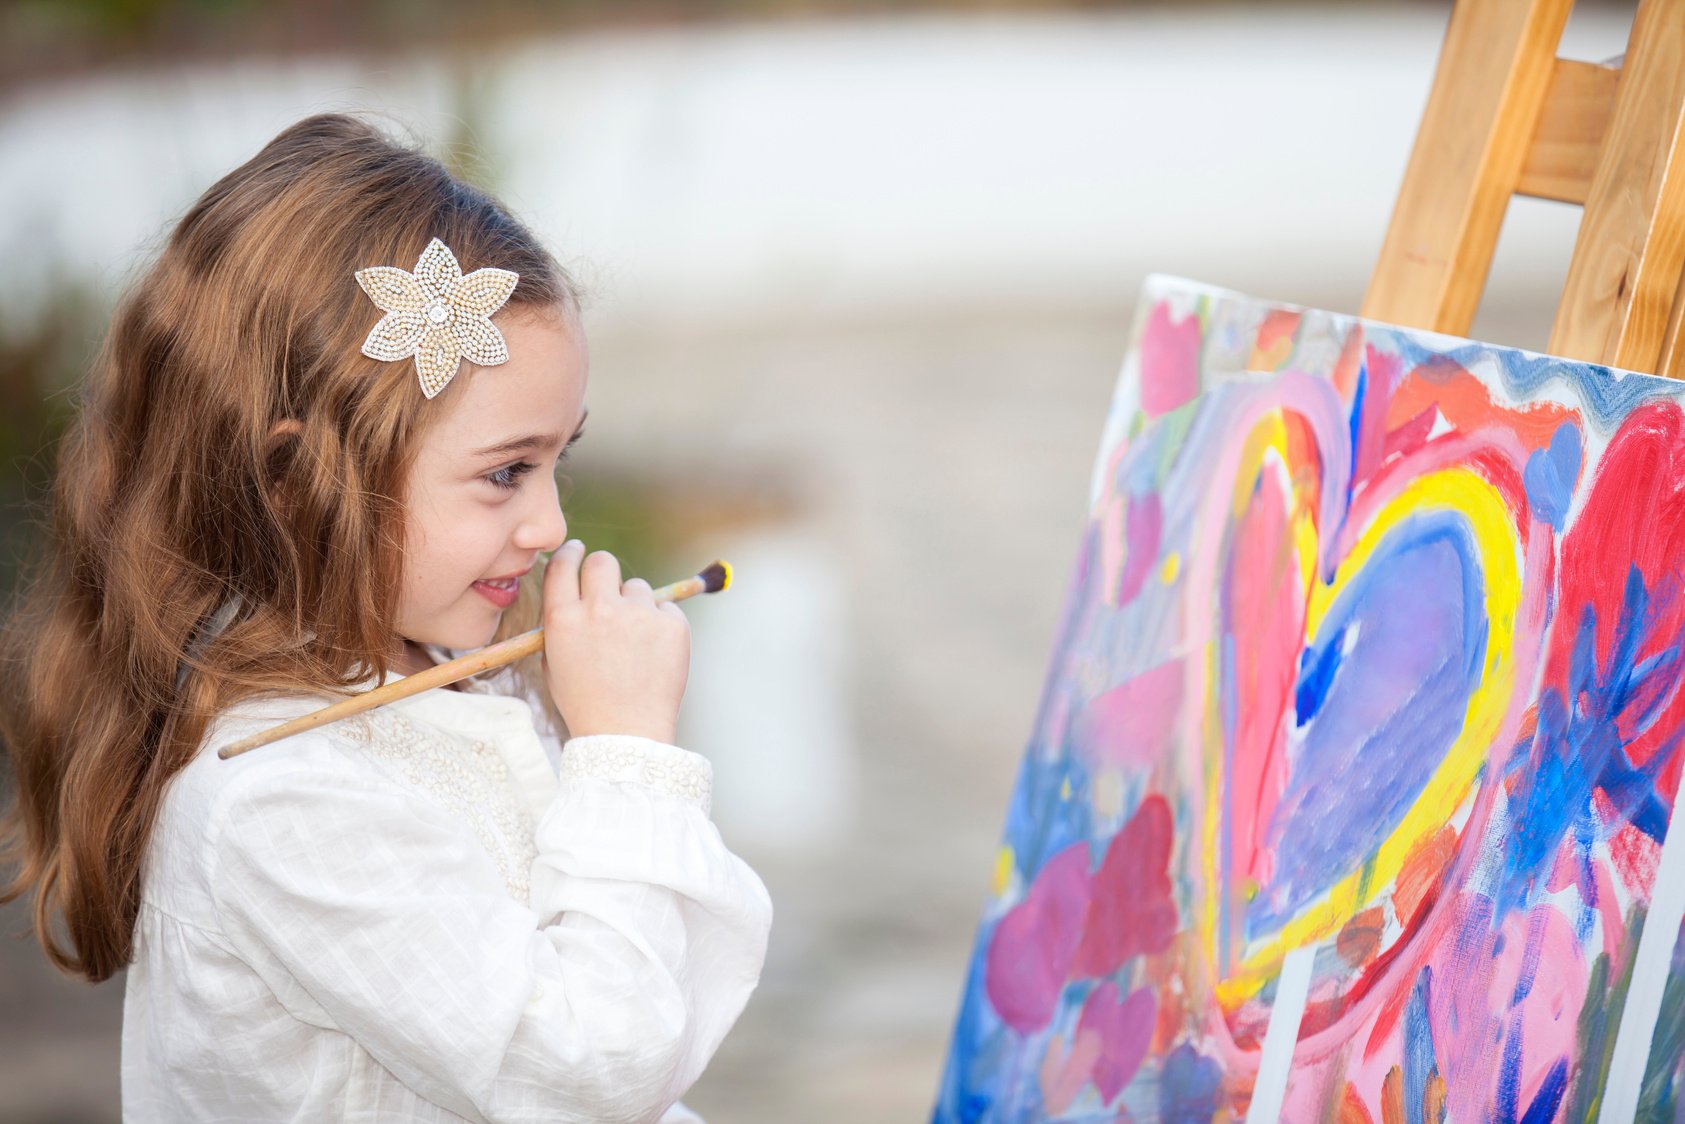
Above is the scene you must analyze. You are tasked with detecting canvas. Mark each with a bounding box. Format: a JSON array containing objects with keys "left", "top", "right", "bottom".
[{"left": 937, "top": 276, "right": 1685, "bottom": 1123}]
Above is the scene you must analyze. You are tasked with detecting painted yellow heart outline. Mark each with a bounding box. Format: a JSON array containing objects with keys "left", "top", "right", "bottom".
[{"left": 1199, "top": 419, "right": 1523, "bottom": 1010}]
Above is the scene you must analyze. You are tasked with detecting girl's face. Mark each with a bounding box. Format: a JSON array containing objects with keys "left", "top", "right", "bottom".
[{"left": 393, "top": 304, "right": 588, "bottom": 666}]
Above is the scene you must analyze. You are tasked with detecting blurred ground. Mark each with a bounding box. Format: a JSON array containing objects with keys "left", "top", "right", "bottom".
[{"left": 0, "top": 3, "right": 1635, "bottom": 1121}]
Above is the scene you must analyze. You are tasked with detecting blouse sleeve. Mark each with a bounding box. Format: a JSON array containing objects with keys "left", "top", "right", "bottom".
[{"left": 207, "top": 732, "right": 772, "bottom": 1124}]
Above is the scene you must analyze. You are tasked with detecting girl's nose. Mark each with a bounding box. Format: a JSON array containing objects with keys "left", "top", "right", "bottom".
[{"left": 515, "top": 476, "right": 567, "bottom": 552}]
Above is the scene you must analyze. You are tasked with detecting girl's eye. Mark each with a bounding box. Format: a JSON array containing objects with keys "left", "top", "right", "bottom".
[{"left": 486, "top": 461, "right": 537, "bottom": 491}]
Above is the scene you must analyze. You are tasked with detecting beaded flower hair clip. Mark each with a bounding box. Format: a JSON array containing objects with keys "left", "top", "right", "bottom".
[{"left": 354, "top": 238, "right": 519, "bottom": 399}]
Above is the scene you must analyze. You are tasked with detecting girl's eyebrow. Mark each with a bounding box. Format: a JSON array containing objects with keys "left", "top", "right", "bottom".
[{"left": 470, "top": 413, "right": 588, "bottom": 460}]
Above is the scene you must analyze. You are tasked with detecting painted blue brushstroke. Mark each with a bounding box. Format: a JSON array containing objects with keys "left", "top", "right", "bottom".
[
  {"left": 933, "top": 515, "right": 1117, "bottom": 1122},
  {"left": 1000, "top": 512, "right": 1105, "bottom": 879},
  {"left": 1404, "top": 968, "right": 1440, "bottom": 1124},
  {"left": 1501, "top": 566, "right": 1685, "bottom": 915},
  {"left": 998, "top": 735, "right": 1095, "bottom": 887},
  {"left": 1158, "top": 1044, "right": 1223, "bottom": 1124},
  {"left": 1496, "top": 1019, "right": 1523, "bottom": 1123},
  {"left": 1520, "top": 1059, "right": 1569, "bottom": 1124},
  {"left": 1497, "top": 350, "right": 1678, "bottom": 424},
  {"left": 1523, "top": 421, "right": 1582, "bottom": 531},
  {"left": 933, "top": 937, "right": 1005, "bottom": 1123},
  {"left": 1510, "top": 911, "right": 1548, "bottom": 1007},
  {"left": 1347, "top": 359, "right": 1367, "bottom": 507},
  {"left": 1294, "top": 627, "right": 1343, "bottom": 728},
  {"left": 1384, "top": 333, "right": 1685, "bottom": 428}
]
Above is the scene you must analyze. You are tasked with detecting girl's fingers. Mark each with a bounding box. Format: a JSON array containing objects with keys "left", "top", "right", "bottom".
[
  {"left": 544, "top": 540, "right": 586, "bottom": 605},
  {"left": 580, "top": 549, "right": 623, "bottom": 601}
]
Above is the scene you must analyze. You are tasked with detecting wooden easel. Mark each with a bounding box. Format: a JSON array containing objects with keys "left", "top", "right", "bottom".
[{"left": 1362, "top": 0, "right": 1685, "bottom": 378}]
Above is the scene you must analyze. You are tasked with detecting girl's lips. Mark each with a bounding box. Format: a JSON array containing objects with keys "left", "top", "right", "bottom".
[{"left": 471, "top": 577, "right": 520, "bottom": 609}]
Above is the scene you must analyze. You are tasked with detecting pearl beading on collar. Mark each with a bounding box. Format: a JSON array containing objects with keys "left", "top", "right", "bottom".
[{"left": 344, "top": 708, "right": 537, "bottom": 904}]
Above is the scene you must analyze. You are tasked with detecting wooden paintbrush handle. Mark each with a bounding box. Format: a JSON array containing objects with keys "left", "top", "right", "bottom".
[
  {"left": 218, "top": 566, "right": 720, "bottom": 760},
  {"left": 217, "top": 628, "right": 545, "bottom": 759}
]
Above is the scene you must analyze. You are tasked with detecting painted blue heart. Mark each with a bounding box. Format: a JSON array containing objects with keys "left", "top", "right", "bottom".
[{"left": 1244, "top": 510, "right": 1489, "bottom": 938}]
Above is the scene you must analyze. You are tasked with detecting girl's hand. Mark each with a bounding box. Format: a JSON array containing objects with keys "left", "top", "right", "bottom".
[{"left": 540, "top": 540, "right": 691, "bottom": 744}]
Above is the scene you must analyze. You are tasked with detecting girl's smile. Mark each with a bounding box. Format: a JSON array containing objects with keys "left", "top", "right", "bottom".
[{"left": 470, "top": 575, "right": 524, "bottom": 609}]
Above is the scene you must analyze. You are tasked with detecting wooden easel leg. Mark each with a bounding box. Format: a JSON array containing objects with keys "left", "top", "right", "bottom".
[
  {"left": 1548, "top": 0, "right": 1685, "bottom": 375},
  {"left": 1660, "top": 260, "right": 1685, "bottom": 378},
  {"left": 1362, "top": 0, "right": 1572, "bottom": 335}
]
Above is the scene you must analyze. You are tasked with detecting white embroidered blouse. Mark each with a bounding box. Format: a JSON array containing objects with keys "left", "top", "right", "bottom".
[{"left": 120, "top": 665, "right": 772, "bottom": 1123}]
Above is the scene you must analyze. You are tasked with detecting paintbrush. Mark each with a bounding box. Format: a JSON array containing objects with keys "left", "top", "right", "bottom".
[{"left": 217, "top": 560, "right": 733, "bottom": 760}]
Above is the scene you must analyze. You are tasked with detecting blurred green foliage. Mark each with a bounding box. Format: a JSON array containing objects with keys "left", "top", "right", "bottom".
[
  {"left": 0, "top": 291, "right": 94, "bottom": 599},
  {"left": 557, "top": 468, "right": 686, "bottom": 584}
]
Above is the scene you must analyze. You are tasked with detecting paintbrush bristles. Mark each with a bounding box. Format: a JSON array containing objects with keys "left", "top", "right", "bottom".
[
  {"left": 699, "top": 560, "right": 731, "bottom": 594},
  {"left": 217, "top": 558, "right": 732, "bottom": 760}
]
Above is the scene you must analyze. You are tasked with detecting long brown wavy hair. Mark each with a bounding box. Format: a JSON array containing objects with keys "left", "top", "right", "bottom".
[{"left": 0, "top": 113, "right": 576, "bottom": 982}]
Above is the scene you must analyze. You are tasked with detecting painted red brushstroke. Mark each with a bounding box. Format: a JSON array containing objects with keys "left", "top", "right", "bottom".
[
  {"left": 1332, "top": 324, "right": 1365, "bottom": 400},
  {"left": 1465, "top": 448, "right": 1531, "bottom": 535},
  {"left": 1074, "top": 795, "right": 1178, "bottom": 976},
  {"left": 1384, "top": 359, "right": 1570, "bottom": 451},
  {"left": 984, "top": 797, "right": 1179, "bottom": 1034},
  {"left": 1608, "top": 821, "right": 1661, "bottom": 900},
  {"left": 1551, "top": 401, "right": 1685, "bottom": 796},
  {"left": 1250, "top": 309, "right": 1302, "bottom": 371},
  {"left": 1223, "top": 460, "right": 1305, "bottom": 893},
  {"left": 1350, "top": 345, "right": 1399, "bottom": 494},
  {"left": 1381, "top": 405, "right": 1437, "bottom": 465}
]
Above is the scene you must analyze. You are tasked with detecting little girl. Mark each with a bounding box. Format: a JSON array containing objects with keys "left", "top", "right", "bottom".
[{"left": 0, "top": 113, "right": 771, "bottom": 1123}]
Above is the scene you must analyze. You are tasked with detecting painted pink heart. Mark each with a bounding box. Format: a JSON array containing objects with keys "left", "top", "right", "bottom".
[{"left": 984, "top": 796, "right": 1177, "bottom": 1034}]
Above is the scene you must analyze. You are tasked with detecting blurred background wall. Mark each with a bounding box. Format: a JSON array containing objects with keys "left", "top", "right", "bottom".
[{"left": 0, "top": 0, "right": 1637, "bottom": 1119}]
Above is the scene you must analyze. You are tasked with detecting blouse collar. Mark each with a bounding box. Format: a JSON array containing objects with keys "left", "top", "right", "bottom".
[{"left": 360, "top": 655, "right": 561, "bottom": 818}]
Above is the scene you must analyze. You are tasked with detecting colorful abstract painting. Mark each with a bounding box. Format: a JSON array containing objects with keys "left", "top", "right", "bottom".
[{"left": 937, "top": 277, "right": 1685, "bottom": 1123}]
